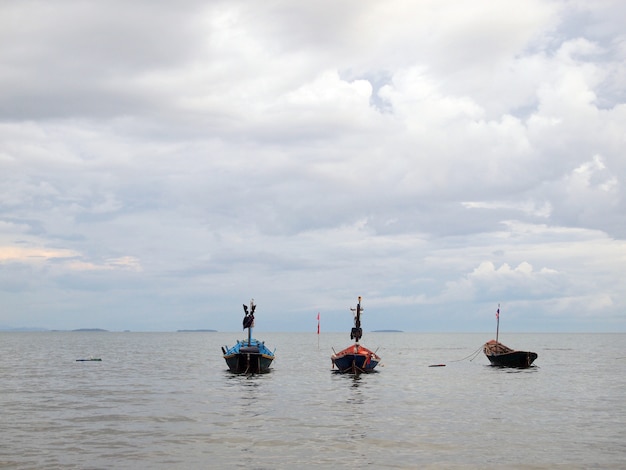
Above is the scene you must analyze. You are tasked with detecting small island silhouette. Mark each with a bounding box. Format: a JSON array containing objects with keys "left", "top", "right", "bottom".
[{"left": 72, "top": 328, "right": 109, "bottom": 332}]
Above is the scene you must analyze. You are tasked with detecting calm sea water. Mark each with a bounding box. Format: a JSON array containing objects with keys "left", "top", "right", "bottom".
[{"left": 1, "top": 331, "right": 624, "bottom": 469}]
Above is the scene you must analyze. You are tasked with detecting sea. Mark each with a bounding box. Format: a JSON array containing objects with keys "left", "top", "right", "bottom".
[{"left": 1, "top": 331, "right": 624, "bottom": 469}]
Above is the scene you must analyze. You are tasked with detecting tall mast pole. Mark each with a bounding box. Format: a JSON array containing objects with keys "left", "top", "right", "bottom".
[
  {"left": 496, "top": 303, "right": 500, "bottom": 344},
  {"left": 248, "top": 299, "right": 253, "bottom": 346}
]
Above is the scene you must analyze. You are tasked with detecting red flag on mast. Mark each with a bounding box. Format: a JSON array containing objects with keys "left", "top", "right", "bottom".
[
  {"left": 496, "top": 308, "right": 499, "bottom": 319},
  {"left": 317, "top": 312, "right": 320, "bottom": 334}
]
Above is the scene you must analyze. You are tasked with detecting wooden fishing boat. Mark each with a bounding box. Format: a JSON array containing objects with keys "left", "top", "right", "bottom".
[
  {"left": 483, "top": 340, "right": 537, "bottom": 368},
  {"left": 331, "top": 296, "right": 381, "bottom": 373},
  {"left": 483, "top": 305, "right": 537, "bottom": 368},
  {"left": 221, "top": 299, "right": 275, "bottom": 373}
]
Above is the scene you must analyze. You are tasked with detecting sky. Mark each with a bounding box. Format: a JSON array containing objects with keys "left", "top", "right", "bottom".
[{"left": 1, "top": 0, "right": 625, "bottom": 333}]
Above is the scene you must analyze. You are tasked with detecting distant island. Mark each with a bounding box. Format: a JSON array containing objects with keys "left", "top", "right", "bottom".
[
  {"left": 372, "top": 329, "right": 403, "bottom": 333},
  {"left": 177, "top": 329, "right": 217, "bottom": 332},
  {"left": 72, "top": 328, "right": 109, "bottom": 332}
]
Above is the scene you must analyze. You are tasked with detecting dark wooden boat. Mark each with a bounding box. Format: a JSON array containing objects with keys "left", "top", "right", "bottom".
[
  {"left": 483, "top": 340, "right": 538, "bottom": 368},
  {"left": 221, "top": 299, "right": 275, "bottom": 373},
  {"left": 331, "top": 296, "right": 381, "bottom": 373},
  {"left": 483, "top": 305, "right": 537, "bottom": 368}
]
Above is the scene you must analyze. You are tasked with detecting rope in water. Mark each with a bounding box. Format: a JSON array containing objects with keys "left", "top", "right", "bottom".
[{"left": 448, "top": 345, "right": 484, "bottom": 363}]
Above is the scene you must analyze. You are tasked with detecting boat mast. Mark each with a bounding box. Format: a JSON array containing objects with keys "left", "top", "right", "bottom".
[
  {"left": 249, "top": 299, "right": 255, "bottom": 346},
  {"left": 496, "top": 303, "right": 500, "bottom": 345}
]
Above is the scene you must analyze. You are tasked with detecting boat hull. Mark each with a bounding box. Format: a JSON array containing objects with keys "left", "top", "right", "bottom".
[
  {"left": 331, "top": 344, "right": 380, "bottom": 373},
  {"left": 223, "top": 352, "right": 274, "bottom": 373},
  {"left": 483, "top": 340, "right": 537, "bottom": 368},
  {"left": 222, "top": 339, "right": 275, "bottom": 373}
]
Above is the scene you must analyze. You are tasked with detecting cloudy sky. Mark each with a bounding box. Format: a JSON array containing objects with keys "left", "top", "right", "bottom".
[{"left": 1, "top": 0, "right": 625, "bottom": 333}]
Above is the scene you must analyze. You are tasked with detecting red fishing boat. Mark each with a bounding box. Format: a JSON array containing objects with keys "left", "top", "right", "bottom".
[{"left": 331, "top": 296, "right": 381, "bottom": 373}]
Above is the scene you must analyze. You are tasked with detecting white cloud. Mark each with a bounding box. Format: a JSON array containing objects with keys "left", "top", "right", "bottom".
[{"left": 0, "top": 0, "right": 625, "bottom": 332}]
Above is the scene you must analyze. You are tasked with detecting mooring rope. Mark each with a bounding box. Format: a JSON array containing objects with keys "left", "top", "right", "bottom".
[{"left": 448, "top": 345, "right": 484, "bottom": 363}]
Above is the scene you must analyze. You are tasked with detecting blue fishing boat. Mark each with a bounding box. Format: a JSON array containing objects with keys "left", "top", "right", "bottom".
[
  {"left": 221, "top": 299, "right": 275, "bottom": 373},
  {"left": 331, "top": 296, "right": 381, "bottom": 373}
]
